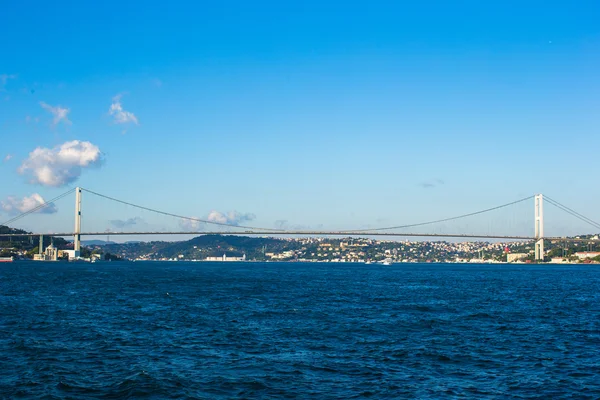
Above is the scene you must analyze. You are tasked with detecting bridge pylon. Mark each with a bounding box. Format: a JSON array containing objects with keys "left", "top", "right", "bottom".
[
  {"left": 74, "top": 187, "right": 82, "bottom": 257},
  {"left": 534, "top": 194, "right": 544, "bottom": 261}
]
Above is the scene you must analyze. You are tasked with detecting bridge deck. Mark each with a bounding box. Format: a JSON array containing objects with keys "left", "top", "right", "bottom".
[{"left": 1, "top": 231, "right": 597, "bottom": 242}]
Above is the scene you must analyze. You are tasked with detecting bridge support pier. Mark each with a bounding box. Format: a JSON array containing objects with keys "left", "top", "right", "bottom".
[
  {"left": 39, "top": 234, "right": 43, "bottom": 254},
  {"left": 535, "top": 194, "right": 544, "bottom": 261}
]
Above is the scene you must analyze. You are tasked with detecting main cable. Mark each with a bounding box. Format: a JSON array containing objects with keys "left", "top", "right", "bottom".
[
  {"left": 544, "top": 197, "right": 600, "bottom": 231},
  {"left": 0, "top": 188, "right": 76, "bottom": 227},
  {"left": 81, "top": 188, "right": 286, "bottom": 232},
  {"left": 545, "top": 196, "right": 600, "bottom": 227},
  {"left": 351, "top": 195, "right": 535, "bottom": 232}
]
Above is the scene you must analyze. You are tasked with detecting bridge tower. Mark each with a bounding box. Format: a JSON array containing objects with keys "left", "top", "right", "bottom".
[
  {"left": 534, "top": 194, "right": 544, "bottom": 261},
  {"left": 74, "top": 187, "right": 82, "bottom": 257}
]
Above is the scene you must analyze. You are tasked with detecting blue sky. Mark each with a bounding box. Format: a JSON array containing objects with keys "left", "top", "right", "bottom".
[{"left": 1, "top": 0, "right": 599, "bottom": 239}]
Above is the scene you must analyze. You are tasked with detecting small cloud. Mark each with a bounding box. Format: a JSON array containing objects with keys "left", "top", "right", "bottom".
[
  {"left": 178, "top": 210, "right": 256, "bottom": 231},
  {"left": 40, "top": 101, "right": 71, "bottom": 126},
  {"left": 207, "top": 210, "right": 256, "bottom": 226},
  {"left": 110, "top": 217, "right": 143, "bottom": 228},
  {"left": 1, "top": 193, "right": 58, "bottom": 215},
  {"left": 0, "top": 74, "right": 16, "bottom": 91},
  {"left": 179, "top": 217, "right": 205, "bottom": 231},
  {"left": 18, "top": 140, "right": 103, "bottom": 187},
  {"left": 109, "top": 94, "right": 138, "bottom": 125},
  {"left": 3, "top": 154, "right": 12, "bottom": 162}
]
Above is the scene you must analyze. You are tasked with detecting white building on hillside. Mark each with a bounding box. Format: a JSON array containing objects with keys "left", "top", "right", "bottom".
[{"left": 205, "top": 253, "right": 246, "bottom": 262}]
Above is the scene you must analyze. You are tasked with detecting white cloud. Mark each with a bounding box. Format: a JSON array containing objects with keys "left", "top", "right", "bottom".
[
  {"left": 3, "top": 154, "right": 12, "bottom": 162},
  {"left": 109, "top": 94, "right": 138, "bottom": 125},
  {"left": 1, "top": 193, "right": 58, "bottom": 215},
  {"left": 206, "top": 211, "right": 228, "bottom": 224},
  {"left": 179, "top": 217, "right": 205, "bottom": 231},
  {"left": 178, "top": 210, "right": 256, "bottom": 231},
  {"left": 40, "top": 101, "right": 71, "bottom": 126},
  {"left": 18, "top": 140, "right": 103, "bottom": 187},
  {"left": 207, "top": 210, "right": 256, "bottom": 226}
]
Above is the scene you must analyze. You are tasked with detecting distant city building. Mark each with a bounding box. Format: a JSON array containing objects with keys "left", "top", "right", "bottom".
[
  {"left": 205, "top": 253, "right": 246, "bottom": 262},
  {"left": 63, "top": 250, "right": 78, "bottom": 260},
  {"left": 269, "top": 250, "right": 295, "bottom": 260},
  {"left": 575, "top": 251, "right": 600, "bottom": 260},
  {"left": 507, "top": 253, "right": 528, "bottom": 262},
  {"left": 46, "top": 244, "right": 59, "bottom": 261}
]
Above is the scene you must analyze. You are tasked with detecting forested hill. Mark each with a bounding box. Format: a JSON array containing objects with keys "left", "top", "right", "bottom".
[
  {"left": 0, "top": 225, "right": 70, "bottom": 255},
  {"left": 86, "top": 233, "right": 600, "bottom": 263},
  {"left": 95, "top": 234, "right": 300, "bottom": 260}
]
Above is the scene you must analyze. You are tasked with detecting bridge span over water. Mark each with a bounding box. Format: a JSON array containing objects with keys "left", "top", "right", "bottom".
[
  {"left": 2, "top": 188, "right": 600, "bottom": 260},
  {"left": 1, "top": 230, "right": 591, "bottom": 242}
]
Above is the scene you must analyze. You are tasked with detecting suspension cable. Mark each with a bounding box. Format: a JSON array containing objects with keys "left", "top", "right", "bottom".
[
  {"left": 544, "top": 196, "right": 600, "bottom": 231},
  {"left": 1, "top": 188, "right": 76, "bottom": 227},
  {"left": 81, "top": 188, "right": 286, "bottom": 232},
  {"left": 351, "top": 195, "right": 535, "bottom": 232}
]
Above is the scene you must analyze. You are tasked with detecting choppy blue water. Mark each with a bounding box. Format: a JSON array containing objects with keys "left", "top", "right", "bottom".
[{"left": 1, "top": 262, "right": 599, "bottom": 399}]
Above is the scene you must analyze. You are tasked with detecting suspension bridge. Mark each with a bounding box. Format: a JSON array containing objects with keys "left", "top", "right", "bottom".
[{"left": 2, "top": 187, "right": 600, "bottom": 261}]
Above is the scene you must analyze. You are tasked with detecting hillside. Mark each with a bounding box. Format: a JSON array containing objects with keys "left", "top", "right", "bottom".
[
  {"left": 0, "top": 225, "right": 70, "bottom": 257},
  {"left": 92, "top": 235, "right": 300, "bottom": 260},
  {"left": 86, "top": 233, "right": 600, "bottom": 263}
]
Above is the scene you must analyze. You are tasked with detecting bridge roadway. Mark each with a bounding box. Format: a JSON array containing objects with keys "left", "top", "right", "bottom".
[{"left": 1, "top": 231, "right": 598, "bottom": 242}]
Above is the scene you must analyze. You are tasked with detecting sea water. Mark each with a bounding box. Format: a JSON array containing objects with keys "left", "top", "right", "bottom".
[{"left": 1, "top": 262, "right": 599, "bottom": 399}]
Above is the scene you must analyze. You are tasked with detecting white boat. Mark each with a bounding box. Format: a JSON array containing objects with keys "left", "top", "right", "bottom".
[
  {"left": 382, "top": 258, "right": 392, "bottom": 266},
  {"left": 0, "top": 256, "right": 14, "bottom": 263}
]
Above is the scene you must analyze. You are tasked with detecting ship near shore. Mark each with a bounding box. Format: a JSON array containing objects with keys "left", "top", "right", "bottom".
[{"left": 0, "top": 256, "right": 14, "bottom": 262}]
